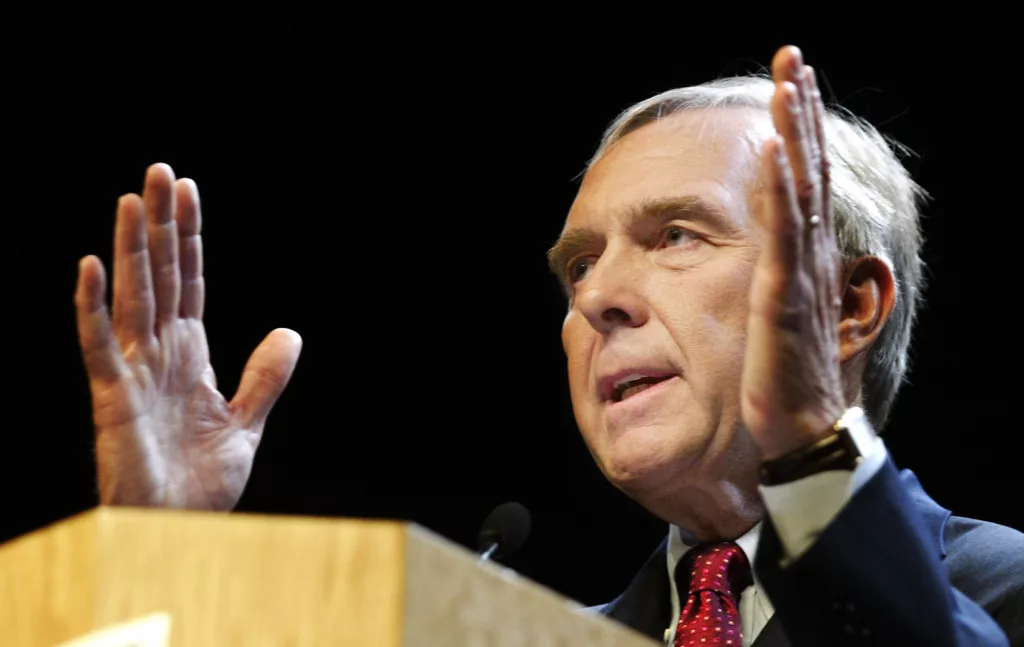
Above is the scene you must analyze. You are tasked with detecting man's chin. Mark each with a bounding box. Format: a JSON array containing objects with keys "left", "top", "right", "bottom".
[{"left": 598, "top": 427, "right": 694, "bottom": 494}]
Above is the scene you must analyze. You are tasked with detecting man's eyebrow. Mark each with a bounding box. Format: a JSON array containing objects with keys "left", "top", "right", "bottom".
[
  {"left": 545, "top": 195, "right": 737, "bottom": 281},
  {"left": 546, "top": 228, "right": 603, "bottom": 282}
]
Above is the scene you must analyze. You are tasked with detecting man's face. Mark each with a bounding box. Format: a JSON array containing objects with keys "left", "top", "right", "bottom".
[{"left": 553, "top": 108, "right": 771, "bottom": 503}]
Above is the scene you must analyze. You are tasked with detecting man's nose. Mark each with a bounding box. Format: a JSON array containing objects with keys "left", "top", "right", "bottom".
[{"left": 576, "top": 247, "right": 649, "bottom": 335}]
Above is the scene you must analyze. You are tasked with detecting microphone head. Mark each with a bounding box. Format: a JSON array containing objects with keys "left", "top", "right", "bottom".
[{"left": 477, "top": 501, "right": 531, "bottom": 560}]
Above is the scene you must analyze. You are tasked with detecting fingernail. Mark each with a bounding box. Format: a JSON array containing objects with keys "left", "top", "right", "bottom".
[
  {"left": 789, "top": 46, "right": 803, "bottom": 71},
  {"left": 180, "top": 178, "right": 198, "bottom": 200}
]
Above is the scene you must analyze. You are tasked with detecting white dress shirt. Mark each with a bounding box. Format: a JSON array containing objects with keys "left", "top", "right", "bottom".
[{"left": 663, "top": 435, "right": 888, "bottom": 646}]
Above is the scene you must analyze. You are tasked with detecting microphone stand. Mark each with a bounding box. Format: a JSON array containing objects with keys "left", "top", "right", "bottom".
[{"left": 478, "top": 542, "right": 499, "bottom": 562}]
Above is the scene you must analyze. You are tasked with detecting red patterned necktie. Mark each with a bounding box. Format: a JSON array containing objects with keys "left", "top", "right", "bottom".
[{"left": 673, "top": 542, "right": 753, "bottom": 647}]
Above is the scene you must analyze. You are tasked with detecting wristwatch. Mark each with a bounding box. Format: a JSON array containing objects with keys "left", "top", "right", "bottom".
[{"left": 759, "top": 407, "right": 877, "bottom": 486}]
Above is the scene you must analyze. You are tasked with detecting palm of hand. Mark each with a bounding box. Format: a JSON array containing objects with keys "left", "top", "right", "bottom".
[
  {"left": 95, "top": 321, "right": 245, "bottom": 509},
  {"left": 76, "top": 165, "right": 301, "bottom": 510}
]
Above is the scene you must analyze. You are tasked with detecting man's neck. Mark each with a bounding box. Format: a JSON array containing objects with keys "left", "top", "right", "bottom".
[
  {"left": 663, "top": 493, "right": 763, "bottom": 542},
  {"left": 641, "top": 469, "right": 765, "bottom": 542},
  {"left": 629, "top": 425, "right": 768, "bottom": 542}
]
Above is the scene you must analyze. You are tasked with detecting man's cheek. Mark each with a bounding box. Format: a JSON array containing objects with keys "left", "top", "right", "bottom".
[
  {"left": 679, "top": 314, "right": 746, "bottom": 403},
  {"left": 565, "top": 346, "right": 594, "bottom": 404},
  {"left": 704, "top": 262, "right": 755, "bottom": 337}
]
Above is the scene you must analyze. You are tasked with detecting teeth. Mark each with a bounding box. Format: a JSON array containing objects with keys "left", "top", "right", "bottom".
[{"left": 613, "top": 374, "right": 649, "bottom": 390}]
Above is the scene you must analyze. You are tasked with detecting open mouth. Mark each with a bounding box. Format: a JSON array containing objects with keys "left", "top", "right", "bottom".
[{"left": 611, "top": 374, "right": 674, "bottom": 403}]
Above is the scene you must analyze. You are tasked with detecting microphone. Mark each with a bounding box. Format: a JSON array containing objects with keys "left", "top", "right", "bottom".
[{"left": 477, "top": 501, "right": 531, "bottom": 563}]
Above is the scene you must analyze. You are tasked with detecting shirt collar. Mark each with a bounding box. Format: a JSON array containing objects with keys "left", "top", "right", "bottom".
[{"left": 666, "top": 522, "right": 762, "bottom": 621}]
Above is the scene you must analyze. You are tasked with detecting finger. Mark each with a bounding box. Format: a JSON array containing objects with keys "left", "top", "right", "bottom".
[
  {"left": 770, "top": 45, "right": 802, "bottom": 88},
  {"left": 143, "top": 164, "right": 181, "bottom": 323},
  {"left": 758, "top": 136, "right": 803, "bottom": 278},
  {"left": 806, "top": 67, "right": 834, "bottom": 233},
  {"left": 230, "top": 329, "right": 303, "bottom": 432},
  {"left": 789, "top": 66, "right": 831, "bottom": 278},
  {"left": 801, "top": 66, "right": 841, "bottom": 308},
  {"left": 771, "top": 46, "right": 811, "bottom": 120},
  {"left": 75, "top": 255, "right": 128, "bottom": 384},
  {"left": 112, "top": 194, "right": 156, "bottom": 346},
  {"left": 800, "top": 66, "right": 822, "bottom": 195},
  {"left": 771, "top": 47, "right": 817, "bottom": 217},
  {"left": 771, "top": 81, "right": 817, "bottom": 219},
  {"left": 176, "top": 178, "right": 205, "bottom": 319}
]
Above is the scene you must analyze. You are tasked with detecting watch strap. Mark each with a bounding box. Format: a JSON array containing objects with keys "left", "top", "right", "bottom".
[{"left": 760, "top": 407, "right": 873, "bottom": 486}]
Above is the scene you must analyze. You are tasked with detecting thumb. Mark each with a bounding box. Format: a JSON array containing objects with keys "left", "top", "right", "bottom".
[{"left": 231, "top": 328, "right": 303, "bottom": 430}]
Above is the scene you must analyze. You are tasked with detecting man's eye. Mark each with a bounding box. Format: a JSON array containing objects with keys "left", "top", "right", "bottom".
[
  {"left": 568, "top": 259, "right": 593, "bottom": 284},
  {"left": 662, "top": 225, "right": 695, "bottom": 247}
]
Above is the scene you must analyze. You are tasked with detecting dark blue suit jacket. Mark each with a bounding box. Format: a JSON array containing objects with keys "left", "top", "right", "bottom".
[{"left": 596, "top": 459, "right": 1024, "bottom": 646}]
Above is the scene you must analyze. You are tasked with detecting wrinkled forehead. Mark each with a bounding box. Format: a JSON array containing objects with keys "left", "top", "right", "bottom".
[{"left": 567, "top": 107, "right": 773, "bottom": 231}]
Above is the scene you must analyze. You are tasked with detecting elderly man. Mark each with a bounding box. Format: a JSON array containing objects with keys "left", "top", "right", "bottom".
[{"left": 73, "top": 46, "right": 1022, "bottom": 645}]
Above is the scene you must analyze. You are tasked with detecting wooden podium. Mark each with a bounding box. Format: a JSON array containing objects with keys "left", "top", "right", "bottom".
[{"left": 1, "top": 507, "right": 659, "bottom": 646}]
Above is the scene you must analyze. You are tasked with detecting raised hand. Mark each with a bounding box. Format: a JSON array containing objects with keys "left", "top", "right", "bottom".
[
  {"left": 74, "top": 163, "right": 302, "bottom": 509},
  {"left": 741, "top": 46, "right": 847, "bottom": 460}
]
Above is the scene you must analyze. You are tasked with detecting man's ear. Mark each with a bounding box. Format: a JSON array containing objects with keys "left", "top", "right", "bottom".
[{"left": 839, "top": 256, "right": 897, "bottom": 363}]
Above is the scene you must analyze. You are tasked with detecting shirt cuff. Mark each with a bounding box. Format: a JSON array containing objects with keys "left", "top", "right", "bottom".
[{"left": 758, "top": 435, "right": 888, "bottom": 564}]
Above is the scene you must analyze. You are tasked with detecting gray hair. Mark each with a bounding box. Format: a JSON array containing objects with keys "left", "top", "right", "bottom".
[{"left": 589, "top": 76, "right": 927, "bottom": 431}]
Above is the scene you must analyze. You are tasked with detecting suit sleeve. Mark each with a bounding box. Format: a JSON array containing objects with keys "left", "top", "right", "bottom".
[
  {"left": 759, "top": 433, "right": 888, "bottom": 564},
  {"left": 753, "top": 456, "right": 1012, "bottom": 646}
]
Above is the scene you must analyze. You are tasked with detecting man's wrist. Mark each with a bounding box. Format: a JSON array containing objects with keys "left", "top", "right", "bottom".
[
  {"left": 756, "top": 404, "right": 847, "bottom": 462},
  {"left": 760, "top": 407, "right": 876, "bottom": 486}
]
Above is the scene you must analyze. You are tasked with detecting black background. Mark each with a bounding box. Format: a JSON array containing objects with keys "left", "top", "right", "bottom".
[{"left": 18, "top": 20, "right": 1023, "bottom": 607}]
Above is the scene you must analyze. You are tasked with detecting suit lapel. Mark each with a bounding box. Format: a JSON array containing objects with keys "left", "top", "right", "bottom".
[
  {"left": 751, "top": 615, "right": 790, "bottom": 647},
  {"left": 601, "top": 536, "right": 672, "bottom": 642}
]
